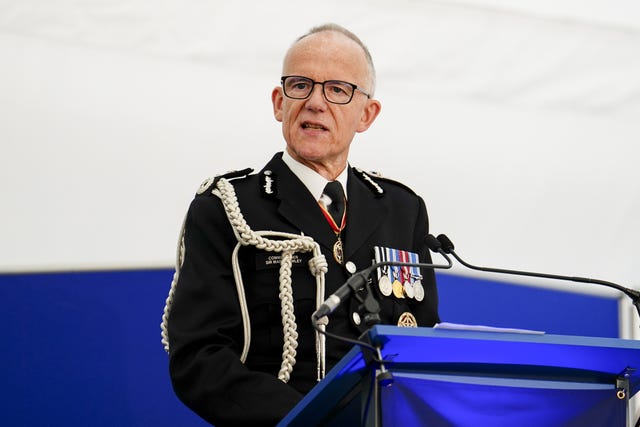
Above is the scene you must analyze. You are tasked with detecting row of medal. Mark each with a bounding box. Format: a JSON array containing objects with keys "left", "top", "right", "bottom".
[{"left": 373, "top": 246, "right": 425, "bottom": 302}]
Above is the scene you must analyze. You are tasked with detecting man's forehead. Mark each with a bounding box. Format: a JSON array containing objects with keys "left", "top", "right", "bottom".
[
  {"left": 283, "top": 31, "right": 368, "bottom": 74},
  {"left": 290, "top": 31, "right": 364, "bottom": 58}
]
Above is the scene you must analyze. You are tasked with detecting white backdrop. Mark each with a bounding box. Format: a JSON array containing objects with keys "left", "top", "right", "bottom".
[{"left": 2, "top": 0, "right": 639, "bottom": 295}]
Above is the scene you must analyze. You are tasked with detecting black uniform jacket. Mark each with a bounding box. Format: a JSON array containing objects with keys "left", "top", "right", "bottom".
[{"left": 168, "top": 153, "right": 440, "bottom": 426}]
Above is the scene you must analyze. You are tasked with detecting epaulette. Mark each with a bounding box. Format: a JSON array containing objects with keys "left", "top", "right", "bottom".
[
  {"left": 353, "top": 167, "right": 385, "bottom": 197},
  {"left": 196, "top": 168, "right": 254, "bottom": 195},
  {"left": 353, "top": 167, "right": 417, "bottom": 196}
]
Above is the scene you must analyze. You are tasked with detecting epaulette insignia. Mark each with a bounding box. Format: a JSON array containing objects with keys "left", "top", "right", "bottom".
[
  {"left": 260, "top": 169, "right": 277, "bottom": 199},
  {"left": 195, "top": 168, "right": 254, "bottom": 195},
  {"left": 364, "top": 169, "right": 417, "bottom": 195},
  {"left": 354, "top": 167, "right": 385, "bottom": 197}
]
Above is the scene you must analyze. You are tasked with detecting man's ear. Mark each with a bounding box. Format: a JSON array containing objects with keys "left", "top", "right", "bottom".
[
  {"left": 272, "top": 87, "right": 284, "bottom": 122},
  {"left": 356, "top": 99, "right": 382, "bottom": 133}
]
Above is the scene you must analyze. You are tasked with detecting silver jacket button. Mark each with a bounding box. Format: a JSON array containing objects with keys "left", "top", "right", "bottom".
[
  {"left": 345, "top": 261, "right": 357, "bottom": 274},
  {"left": 352, "top": 312, "right": 361, "bottom": 326}
]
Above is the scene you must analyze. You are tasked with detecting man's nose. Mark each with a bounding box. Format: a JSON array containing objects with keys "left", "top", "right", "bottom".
[{"left": 306, "top": 82, "right": 327, "bottom": 106}]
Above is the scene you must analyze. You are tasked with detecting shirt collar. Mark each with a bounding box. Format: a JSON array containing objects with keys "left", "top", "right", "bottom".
[{"left": 282, "top": 150, "right": 348, "bottom": 200}]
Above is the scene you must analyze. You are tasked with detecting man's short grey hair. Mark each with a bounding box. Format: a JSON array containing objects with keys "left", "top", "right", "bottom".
[{"left": 293, "top": 23, "right": 377, "bottom": 95}]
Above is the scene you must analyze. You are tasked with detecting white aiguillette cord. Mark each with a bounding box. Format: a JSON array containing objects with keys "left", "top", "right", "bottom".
[{"left": 161, "top": 177, "right": 329, "bottom": 382}]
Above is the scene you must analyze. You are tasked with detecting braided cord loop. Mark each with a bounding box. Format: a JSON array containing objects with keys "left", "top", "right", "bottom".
[{"left": 161, "top": 177, "right": 328, "bottom": 382}]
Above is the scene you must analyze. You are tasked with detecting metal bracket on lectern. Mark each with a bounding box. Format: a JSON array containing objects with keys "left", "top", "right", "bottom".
[
  {"left": 616, "top": 367, "right": 634, "bottom": 400},
  {"left": 358, "top": 326, "right": 395, "bottom": 388},
  {"left": 374, "top": 346, "right": 394, "bottom": 387}
]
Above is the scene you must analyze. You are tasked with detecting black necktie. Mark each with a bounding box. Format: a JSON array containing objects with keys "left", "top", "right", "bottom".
[{"left": 322, "top": 181, "right": 346, "bottom": 226}]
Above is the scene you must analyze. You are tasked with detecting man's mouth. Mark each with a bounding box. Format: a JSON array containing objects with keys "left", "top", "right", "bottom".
[{"left": 302, "top": 122, "right": 328, "bottom": 131}]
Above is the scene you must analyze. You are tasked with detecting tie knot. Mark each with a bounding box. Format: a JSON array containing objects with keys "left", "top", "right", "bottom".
[
  {"left": 323, "top": 181, "right": 344, "bottom": 201},
  {"left": 322, "top": 181, "right": 346, "bottom": 226}
]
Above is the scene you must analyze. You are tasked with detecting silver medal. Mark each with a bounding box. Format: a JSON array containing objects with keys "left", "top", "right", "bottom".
[
  {"left": 403, "top": 281, "right": 415, "bottom": 299},
  {"left": 413, "top": 280, "right": 425, "bottom": 302},
  {"left": 378, "top": 275, "right": 392, "bottom": 296}
]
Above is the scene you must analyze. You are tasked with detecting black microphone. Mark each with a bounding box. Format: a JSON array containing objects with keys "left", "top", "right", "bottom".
[
  {"left": 436, "top": 234, "right": 640, "bottom": 320},
  {"left": 312, "top": 243, "right": 452, "bottom": 322},
  {"left": 425, "top": 233, "right": 451, "bottom": 261}
]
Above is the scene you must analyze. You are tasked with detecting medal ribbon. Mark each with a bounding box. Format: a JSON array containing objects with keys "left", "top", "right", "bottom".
[
  {"left": 318, "top": 203, "right": 346, "bottom": 235},
  {"left": 399, "top": 250, "right": 411, "bottom": 283},
  {"left": 409, "top": 251, "right": 419, "bottom": 282},
  {"left": 384, "top": 247, "right": 392, "bottom": 281},
  {"left": 374, "top": 246, "right": 383, "bottom": 280},
  {"left": 384, "top": 247, "right": 391, "bottom": 281},
  {"left": 390, "top": 248, "right": 400, "bottom": 281},
  {"left": 319, "top": 200, "right": 347, "bottom": 264}
]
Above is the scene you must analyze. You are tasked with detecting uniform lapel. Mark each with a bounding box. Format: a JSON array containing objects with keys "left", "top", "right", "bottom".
[
  {"left": 265, "top": 155, "right": 338, "bottom": 252},
  {"left": 343, "top": 167, "right": 387, "bottom": 260}
]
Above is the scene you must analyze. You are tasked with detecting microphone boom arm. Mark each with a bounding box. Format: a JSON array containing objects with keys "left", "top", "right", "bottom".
[{"left": 439, "top": 234, "right": 640, "bottom": 322}]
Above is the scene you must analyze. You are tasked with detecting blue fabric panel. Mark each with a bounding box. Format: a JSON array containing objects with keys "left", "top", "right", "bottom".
[
  {"left": 0, "top": 269, "right": 209, "bottom": 427},
  {"left": 436, "top": 272, "right": 620, "bottom": 338},
  {"left": 381, "top": 372, "right": 625, "bottom": 427}
]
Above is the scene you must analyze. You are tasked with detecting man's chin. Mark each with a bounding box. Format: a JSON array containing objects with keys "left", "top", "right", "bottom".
[{"left": 287, "top": 142, "right": 331, "bottom": 162}]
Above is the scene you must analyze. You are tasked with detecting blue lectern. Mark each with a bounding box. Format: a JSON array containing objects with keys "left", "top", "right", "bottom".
[{"left": 278, "top": 325, "right": 640, "bottom": 426}]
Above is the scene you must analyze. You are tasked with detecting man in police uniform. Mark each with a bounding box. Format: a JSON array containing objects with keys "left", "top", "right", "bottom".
[{"left": 164, "top": 23, "right": 440, "bottom": 426}]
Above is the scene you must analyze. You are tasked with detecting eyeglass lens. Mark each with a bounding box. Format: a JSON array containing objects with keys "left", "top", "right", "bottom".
[{"left": 283, "top": 77, "right": 354, "bottom": 104}]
